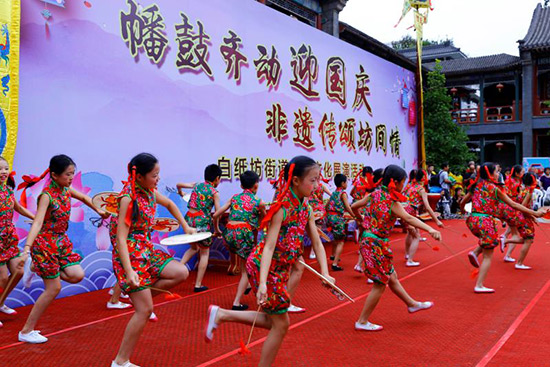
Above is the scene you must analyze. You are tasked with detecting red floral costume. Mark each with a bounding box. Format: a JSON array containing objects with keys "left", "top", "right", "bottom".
[
  {"left": 308, "top": 184, "right": 326, "bottom": 219},
  {"left": 496, "top": 178, "right": 534, "bottom": 240},
  {"left": 223, "top": 189, "right": 261, "bottom": 260},
  {"left": 111, "top": 184, "right": 172, "bottom": 293},
  {"left": 404, "top": 181, "right": 425, "bottom": 217},
  {"left": 0, "top": 184, "right": 20, "bottom": 266},
  {"left": 359, "top": 186, "right": 397, "bottom": 285},
  {"left": 185, "top": 182, "right": 217, "bottom": 248},
  {"left": 32, "top": 181, "right": 81, "bottom": 279},
  {"left": 466, "top": 180, "right": 500, "bottom": 249},
  {"left": 246, "top": 189, "right": 310, "bottom": 314}
]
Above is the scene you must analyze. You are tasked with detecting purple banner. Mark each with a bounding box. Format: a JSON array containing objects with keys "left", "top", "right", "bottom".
[{"left": 9, "top": 0, "right": 417, "bottom": 307}]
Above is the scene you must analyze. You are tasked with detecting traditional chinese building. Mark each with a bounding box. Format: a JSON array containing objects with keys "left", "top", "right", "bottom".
[
  {"left": 425, "top": 4, "right": 550, "bottom": 167},
  {"left": 399, "top": 41, "right": 467, "bottom": 63}
]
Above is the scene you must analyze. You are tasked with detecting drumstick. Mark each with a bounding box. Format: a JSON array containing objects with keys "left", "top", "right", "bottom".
[
  {"left": 298, "top": 260, "right": 354, "bottom": 302},
  {"left": 316, "top": 227, "right": 331, "bottom": 242},
  {"left": 0, "top": 272, "right": 20, "bottom": 305},
  {"left": 247, "top": 304, "right": 262, "bottom": 345},
  {"left": 145, "top": 286, "right": 181, "bottom": 299}
]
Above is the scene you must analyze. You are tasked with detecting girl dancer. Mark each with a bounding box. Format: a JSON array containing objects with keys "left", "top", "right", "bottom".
[
  {"left": 111, "top": 153, "right": 196, "bottom": 367},
  {"left": 351, "top": 165, "right": 441, "bottom": 331},
  {"left": 0, "top": 157, "right": 35, "bottom": 324},
  {"left": 18, "top": 155, "right": 108, "bottom": 343},
  {"left": 205, "top": 156, "right": 334, "bottom": 367},
  {"left": 404, "top": 169, "right": 443, "bottom": 267}
]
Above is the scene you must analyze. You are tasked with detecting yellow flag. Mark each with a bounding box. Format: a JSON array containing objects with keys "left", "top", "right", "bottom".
[{"left": 0, "top": 0, "right": 20, "bottom": 167}]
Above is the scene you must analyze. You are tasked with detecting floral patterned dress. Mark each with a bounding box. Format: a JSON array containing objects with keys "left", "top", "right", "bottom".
[
  {"left": 404, "top": 182, "right": 425, "bottom": 217},
  {"left": 359, "top": 186, "right": 398, "bottom": 285},
  {"left": 111, "top": 184, "right": 172, "bottom": 293},
  {"left": 0, "top": 184, "right": 20, "bottom": 266},
  {"left": 308, "top": 184, "right": 326, "bottom": 220},
  {"left": 223, "top": 189, "right": 261, "bottom": 259},
  {"left": 466, "top": 180, "right": 501, "bottom": 249},
  {"left": 185, "top": 182, "right": 217, "bottom": 248},
  {"left": 326, "top": 187, "right": 347, "bottom": 240},
  {"left": 32, "top": 181, "right": 81, "bottom": 279},
  {"left": 246, "top": 188, "right": 311, "bottom": 314},
  {"left": 496, "top": 178, "right": 534, "bottom": 240}
]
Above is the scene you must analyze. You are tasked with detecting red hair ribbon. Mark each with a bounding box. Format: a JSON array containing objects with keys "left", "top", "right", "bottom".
[
  {"left": 268, "top": 168, "right": 285, "bottom": 188},
  {"left": 8, "top": 171, "right": 16, "bottom": 180},
  {"left": 388, "top": 179, "right": 408, "bottom": 202},
  {"left": 467, "top": 168, "right": 480, "bottom": 191},
  {"left": 319, "top": 172, "right": 330, "bottom": 184},
  {"left": 260, "top": 163, "right": 295, "bottom": 229},
  {"left": 484, "top": 166, "right": 499, "bottom": 185},
  {"left": 17, "top": 168, "right": 50, "bottom": 208},
  {"left": 124, "top": 166, "right": 137, "bottom": 227}
]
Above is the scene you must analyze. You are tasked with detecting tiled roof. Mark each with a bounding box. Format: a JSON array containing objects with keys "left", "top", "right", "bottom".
[
  {"left": 424, "top": 54, "right": 521, "bottom": 75},
  {"left": 519, "top": 4, "right": 550, "bottom": 51},
  {"left": 399, "top": 43, "right": 464, "bottom": 59}
]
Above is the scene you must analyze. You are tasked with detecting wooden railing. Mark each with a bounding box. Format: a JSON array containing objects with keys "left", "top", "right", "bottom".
[
  {"left": 484, "top": 103, "right": 515, "bottom": 122},
  {"left": 534, "top": 97, "right": 550, "bottom": 116},
  {"left": 451, "top": 108, "right": 479, "bottom": 124}
]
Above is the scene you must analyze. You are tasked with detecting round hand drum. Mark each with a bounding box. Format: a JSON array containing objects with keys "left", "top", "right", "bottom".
[
  {"left": 92, "top": 191, "right": 119, "bottom": 216},
  {"left": 160, "top": 232, "right": 213, "bottom": 246},
  {"left": 152, "top": 217, "right": 180, "bottom": 232}
]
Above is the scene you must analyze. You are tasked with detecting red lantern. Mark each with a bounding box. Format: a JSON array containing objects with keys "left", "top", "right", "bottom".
[{"left": 409, "top": 100, "right": 417, "bottom": 126}]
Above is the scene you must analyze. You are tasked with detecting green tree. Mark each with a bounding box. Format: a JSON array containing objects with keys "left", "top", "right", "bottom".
[
  {"left": 424, "top": 60, "right": 475, "bottom": 172},
  {"left": 390, "top": 35, "right": 454, "bottom": 51}
]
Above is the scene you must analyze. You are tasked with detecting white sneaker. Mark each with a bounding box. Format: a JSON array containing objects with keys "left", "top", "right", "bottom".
[
  {"left": 18, "top": 330, "right": 48, "bottom": 344},
  {"left": 367, "top": 278, "right": 374, "bottom": 284},
  {"left": 149, "top": 312, "right": 158, "bottom": 322},
  {"left": 287, "top": 304, "right": 306, "bottom": 313},
  {"left": 0, "top": 305, "right": 17, "bottom": 315},
  {"left": 404, "top": 254, "right": 409, "bottom": 260},
  {"left": 474, "top": 286, "right": 495, "bottom": 294},
  {"left": 503, "top": 256, "right": 516, "bottom": 263},
  {"left": 111, "top": 360, "right": 141, "bottom": 367},
  {"left": 205, "top": 305, "right": 219, "bottom": 342},
  {"left": 419, "top": 237, "right": 427, "bottom": 242},
  {"left": 108, "top": 288, "right": 130, "bottom": 299},
  {"left": 406, "top": 260, "right": 420, "bottom": 267},
  {"left": 107, "top": 301, "right": 132, "bottom": 310},
  {"left": 355, "top": 321, "right": 383, "bottom": 331},
  {"left": 515, "top": 264, "right": 532, "bottom": 270},
  {"left": 0, "top": 321, "right": 3, "bottom": 328},
  {"left": 408, "top": 301, "right": 433, "bottom": 313},
  {"left": 354, "top": 264, "right": 363, "bottom": 273},
  {"left": 309, "top": 251, "right": 316, "bottom": 259}
]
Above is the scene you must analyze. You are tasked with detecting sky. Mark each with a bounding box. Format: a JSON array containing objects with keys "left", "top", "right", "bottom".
[{"left": 339, "top": 0, "right": 544, "bottom": 57}]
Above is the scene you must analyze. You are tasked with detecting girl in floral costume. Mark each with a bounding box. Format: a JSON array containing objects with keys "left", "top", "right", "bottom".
[
  {"left": 403, "top": 169, "right": 443, "bottom": 267},
  {"left": 461, "top": 163, "right": 545, "bottom": 294},
  {"left": 214, "top": 170, "right": 266, "bottom": 310},
  {"left": 496, "top": 165, "right": 536, "bottom": 266},
  {"left": 206, "top": 156, "right": 334, "bottom": 367},
  {"left": 353, "top": 167, "right": 383, "bottom": 273},
  {"left": 326, "top": 173, "right": 356, "bottom": 271},
  {"left": 111, "top": 153, "right": 195, "bottom": 367},
  {"left": 0, "top": 157, "right": 35, "bottom": 327},
  {"left": 18, "top": 155, "right": 108, "bottom": 344},
  {"left": 351, "top": 165, "right": 441, "bottom": 331},
  {"left": 180, "top": 164, "right": 222, "bottom": 293},
  {"left": 502, "top": 172, "right": 538, "bottom": 268}
]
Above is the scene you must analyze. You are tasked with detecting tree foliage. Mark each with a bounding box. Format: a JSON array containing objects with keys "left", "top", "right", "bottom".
[
  {"left": 390, "top": 35, "right": 454, "bottom": 51},
  {"left": 424, "top": 61, "right": 475, "bottom": 172}
]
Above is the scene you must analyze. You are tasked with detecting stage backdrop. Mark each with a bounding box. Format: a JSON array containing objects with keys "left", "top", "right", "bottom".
[{"left": 8, "top": 0, "right": 417, "bottom": 307}]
